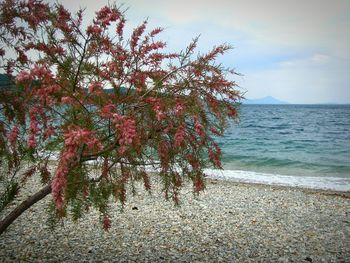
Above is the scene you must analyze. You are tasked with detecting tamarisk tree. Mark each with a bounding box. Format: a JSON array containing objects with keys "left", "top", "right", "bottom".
[{"left": 0, "top": 0, "right": 241, "bottom": 234}]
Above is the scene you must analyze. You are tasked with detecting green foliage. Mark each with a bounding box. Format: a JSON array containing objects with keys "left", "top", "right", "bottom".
[
  {"left": 69, "top": 197, "right": 86, "bottom": 222},
  {"left": 88, "top": 181, "right": 113, "bottom": 214},
  {"left": 0, "top": 180, "right": 19, "bottom": 213},
  {"left": 46, "top": 200, "right": 63, "bottom": 231}
]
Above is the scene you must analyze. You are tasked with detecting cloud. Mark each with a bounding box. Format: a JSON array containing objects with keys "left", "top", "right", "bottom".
[
  {"left": 244, "top": 53, "right": 350, "bottom": 104},
  {"left": 50, "top": 0, "right": 350, "bottom": 103},
  {"left": 125, "top": 0, "right": 350, "bottom": 49}
]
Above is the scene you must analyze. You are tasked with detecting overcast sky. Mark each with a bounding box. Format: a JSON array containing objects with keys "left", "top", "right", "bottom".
[{"left": 54, "top": 0, "right": 350, "bottom": 104}]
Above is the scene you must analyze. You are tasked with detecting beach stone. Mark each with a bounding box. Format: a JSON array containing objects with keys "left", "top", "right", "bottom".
[{"left": 0, "top": 175, "right": 349, "bottom": 262}]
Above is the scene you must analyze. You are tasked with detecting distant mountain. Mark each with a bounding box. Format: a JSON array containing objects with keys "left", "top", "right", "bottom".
[{"left": 243, "top": 96, "right": 289, "bottom": 105}]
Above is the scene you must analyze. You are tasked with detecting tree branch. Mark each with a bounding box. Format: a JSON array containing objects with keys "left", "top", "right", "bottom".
[{"left": 0, "top": 184, "right": 51, "bottom": 236}]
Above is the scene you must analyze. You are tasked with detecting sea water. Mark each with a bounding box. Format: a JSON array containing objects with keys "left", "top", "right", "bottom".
[{"left": 205, "top": 104, "right": 350, "bottom": 191}]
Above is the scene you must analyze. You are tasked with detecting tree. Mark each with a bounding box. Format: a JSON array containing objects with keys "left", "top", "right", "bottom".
[{"left": 0, "top": 0, "right": 241, "bottom": 234}]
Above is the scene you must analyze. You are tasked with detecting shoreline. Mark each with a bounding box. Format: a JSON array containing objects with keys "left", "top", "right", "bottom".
[
  {"left": 1, "top": 174, "right": 349, "bottom": 262},
  {"left": 204, "top": 168, "right": 350, "bottom": 193},
  {"left": 207, "top": 177, "right": 350, "bottom": 200}
]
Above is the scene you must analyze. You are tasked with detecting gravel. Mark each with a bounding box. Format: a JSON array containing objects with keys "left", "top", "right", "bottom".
[{"left": 0, "top": 175, "right": 349, "bottom": 262}]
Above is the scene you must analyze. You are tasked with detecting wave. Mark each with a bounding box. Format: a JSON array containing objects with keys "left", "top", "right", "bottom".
[
  {"left": 221, "top": 154, "right": 350, "bottom": 175},
  {"left": 204, "top": 169, "right": 350, "bottom": 192}
]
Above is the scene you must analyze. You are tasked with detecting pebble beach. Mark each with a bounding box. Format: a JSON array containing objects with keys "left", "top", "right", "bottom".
[{"left": 0, "top": 175, "right": 349, "bottom": 262}]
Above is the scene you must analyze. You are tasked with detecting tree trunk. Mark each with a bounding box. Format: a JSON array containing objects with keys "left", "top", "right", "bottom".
[{"left": 0, "top": 184, "right": 51, "bottom": 235}]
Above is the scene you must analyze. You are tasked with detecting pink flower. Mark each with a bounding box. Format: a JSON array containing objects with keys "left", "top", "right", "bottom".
[
  {"left": 52, "top": 164, "right": 68, "bottom": 211},
  {"left": 9, "top": 126, "right": 19, "bottom": 146},
  {"left": 31, "top": 64, "right": 50, "bottom": 78},
  {"left": 27, "top": 134, "right": 36, "bottom": 148},
  {"left": 44, "top": 126, "right": 55, "bottom": 139},
  {"left": 174, "top": 99, "right": 185, "bottom": 117},
  {"left": 96, "top": 6, "right": 120, "bottom": 27},
  {"left": 194, "top": 174, "right": 204, "bottom": 193},
  {"left": 194, "top": 117, "right": 205, "bottom": 138},
  {"left": 27, "top": 108, "right": 40, "bottom": 149},
  {"left": 208, "top": 143, "right": 222, "bottom": 168},
  {"left": 150, "top": 27, "right": 163, "bottom": 37},
  {"left": 147, "top": 98, "right": 166, "bottom": 121},
  {"left": 89, "top": 81, "right": 103, "bottom": 93},
  {"left": 103, "top": 215, "right": 111, "bottom": 231},
  {"left": 210, "top": 127, "right": 221, "bottom": 136},
  {"left": 174, "top": 124, "right": 185, "bottom": 147},
  {"left": 116, "top": 19, "right": 125, "bottom": 37},
  {"left": 130, "top": 22, "right": 147, "bottom": 50},
  {"left": 16, "top": 70, "right": 32, "bottom": 83},
  {"left": 100, "top": 103, "right": 115, "bottom": 118},
  {"left": 114, "top": 116, "right": 137, "bottom": 153},
  {"left": 158, "top": 141, "right": 170, "bottom": 168},
  {"left": 61, "top": 96, "right": 73, "bottom": 104},
  {"left": 52, "top": 126, "right": 102, "bottom": 210},
  {"left": 87, "top": 25, "right": 102, "bottom": 35}
]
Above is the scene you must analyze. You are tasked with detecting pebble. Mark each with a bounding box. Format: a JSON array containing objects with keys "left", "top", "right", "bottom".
[{"left": 0, "top": 176, "right": 349, "bottom": 262}]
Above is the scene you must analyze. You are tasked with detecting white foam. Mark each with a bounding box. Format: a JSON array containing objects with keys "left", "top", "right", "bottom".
[{"left": 204, "top": 169, "right": 350, "bottom": 192}]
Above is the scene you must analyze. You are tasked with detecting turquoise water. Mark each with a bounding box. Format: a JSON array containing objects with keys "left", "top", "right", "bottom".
[{"left": 217, "top": 104, "right": 350, "bottom": 179}]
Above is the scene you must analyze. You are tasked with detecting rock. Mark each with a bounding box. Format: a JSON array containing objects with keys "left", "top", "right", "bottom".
[{"left": 305, "top": 256, "right": 313, "bottom": 262}]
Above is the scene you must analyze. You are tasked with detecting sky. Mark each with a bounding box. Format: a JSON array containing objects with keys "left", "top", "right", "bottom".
[{"left": 53, "top": 0, "right": 350, "bottom": 104}]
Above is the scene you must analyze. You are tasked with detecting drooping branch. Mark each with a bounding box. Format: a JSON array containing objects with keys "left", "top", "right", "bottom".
[{"left": 0, "top": 184, "right": 51, "bottom": 235}]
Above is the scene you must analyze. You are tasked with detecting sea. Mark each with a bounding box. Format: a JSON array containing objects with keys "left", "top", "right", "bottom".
[{"left": 204, "top": 104, "right": 350, "bottom": 192}]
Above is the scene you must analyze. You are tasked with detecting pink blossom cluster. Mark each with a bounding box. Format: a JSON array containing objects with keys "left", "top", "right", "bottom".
[
  {"left": 43, "top": 125, "right": 55, "bottom": 139},
  {"left": 113, "top": 115, "right": 137, "bottom": 154},
  {"left": 26, "top": 42, "right": 65, "bottom": 56},
  {"left": 174, "top": 124, "right": 185, "bottom": 147},
  {"left": 149, "top": 27, "right": 163, "bottom": 37},
  {"left": 174, "top": 99, "right": 185, "bottom": 117},
  {"left": 52, "top": 162, "right": 69, "bottom": 210},
  {"left": 96, "top": 6, "right": 120, "bottom": 27},
  {"left": 147, "top": 98, "right": 166, "bottom": 121},
  {"left": 130, "top": 22, "right": 146, "bottom": 50},
  {"left": 113, "top": 45, "right": 127, "bottom": 61},
  {"left": 103, "top": 214, "right": 112, "bottom": 231},
  {"left": 55, "top": 5, "right": 71, "bottom": 33},
  {"left": 19, "top": 0, "right": 49, "bottom": 28},
  {"left": 16, "top": 64, "right": 53, "bottom": 84},
  {"left": 116, "top": 18, "right": 125, "bottom": 37},
  {"left": 141, "top": 41, "right": 166, "bottom": 54},
  {"left": 194, "top": 174, "right": 204, "bottom": 193},
  {"left": 16, "top": 70, "right": 32, "bottom": 83},
  {"left": 186, "top": 154, "right": 200, "bottom": 171},
  {"left": 86, "top": 25, "right": 102, "bottom": 35},
  {"left": 99, "top": 103, "right": 115, "bottom": 118},
  {"left": 194, "top": 117, "right": 205, "bottom": 138},
  {"left": 15, "top": 63, "right": 58, "bottom": 107},
  {"left": 104, "top": 61, "right": 117, "bottom": 73},
  {"left": 61, "top": 96, "right": 74, "bottom": 104},
  {"left": 210, "top": 127, "right": 222, "bottom": 136},
  {"left": 88, "top": 81, "right": 103, "bottom": 95},
  {"left": 64, "top": 126, "right": 102, "bottom": 150},
  {"left": 158, "top": 141, "right": 170, "bottom": 169},
  {"left": 28, "top": 108, "right": 40, "bottom": 148},
  {"left": 208, "top": 145, "right": 222, "bottom": 168},
  {"left": 35, "top": 84, "right": 61, "bottom": 106},
  {"left": 52, "top": 126, "right": 102, "bottom": 210},
  {"left": 130, "top": 71, "right": 147, "bottom": 91},
  {"left": 16, "top": 48, "right": 28, "bottom": 64},
  {"left": 9, "top": 126, "right": 19, "bottom": 146}
]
